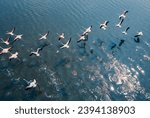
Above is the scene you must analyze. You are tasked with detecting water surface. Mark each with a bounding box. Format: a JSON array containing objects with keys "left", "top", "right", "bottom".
[{"left": 0, "top": 0, "right": 150, "bottom": 100}]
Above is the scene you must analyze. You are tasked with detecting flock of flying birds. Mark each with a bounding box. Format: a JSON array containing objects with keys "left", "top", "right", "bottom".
[{"left": 0, "top": 10, "right": 144, "bottom": 91}]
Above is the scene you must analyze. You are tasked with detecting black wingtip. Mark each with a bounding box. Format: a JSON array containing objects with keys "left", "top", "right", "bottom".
[
  {"left": 68, "top": 37, "right": 72, "bottom": 44},
  {"left": 25, "top": 87, "right": 31, "bottom": 90},
  {"left": 29, "top": 53, "right": 33, "bottom": 56},
  {"left": 106, "top": 21, "right": 109, "bottom": 24},
  {"left": 13, "top": 27, "right": 16, "bottom": 32},
  {"left": 125, "top": 10, "right": 129, "bottom": 13},
  {"left": 77, "top": 40, "right": 81, "bottom": 43}
]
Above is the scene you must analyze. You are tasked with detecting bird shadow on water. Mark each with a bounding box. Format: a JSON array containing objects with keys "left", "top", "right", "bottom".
[{"left": 53, "top": 57, "right": 72, "bottom": 69}]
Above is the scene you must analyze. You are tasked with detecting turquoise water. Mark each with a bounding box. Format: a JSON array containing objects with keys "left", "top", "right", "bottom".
[{"left": 0, "top": 0, "right": 150, "bottom": 100}]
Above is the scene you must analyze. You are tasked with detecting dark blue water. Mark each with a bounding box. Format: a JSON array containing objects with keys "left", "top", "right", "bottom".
[{"left": 0, "top": 0, "right": 150, "bottom": 100}]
